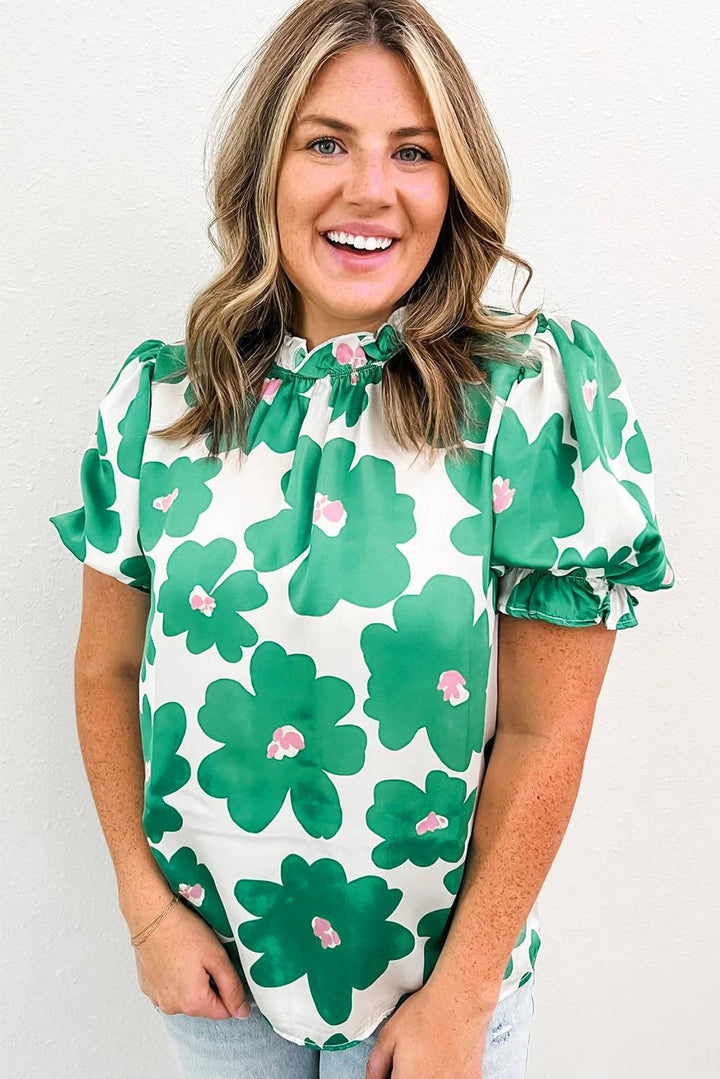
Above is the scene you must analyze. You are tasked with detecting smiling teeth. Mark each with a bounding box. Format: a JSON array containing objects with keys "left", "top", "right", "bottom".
[{"left": 325, "top": 231, "right": 395, "bottom": 250}]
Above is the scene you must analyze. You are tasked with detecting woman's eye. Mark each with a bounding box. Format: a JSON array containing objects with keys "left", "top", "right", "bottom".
[
  {"left": 397, "top": 146, "right": 431, "bottom": 163},
  {"left": 307, "top": 137, "right": 431, "bottom": 163},
  {"left": 309, "top": 137, "right": 339, "bottom": 155}
]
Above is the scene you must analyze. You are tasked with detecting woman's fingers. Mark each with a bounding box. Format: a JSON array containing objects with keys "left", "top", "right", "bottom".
[{"left": 205, "top": 953, "right": 252, "bottom": 1019}]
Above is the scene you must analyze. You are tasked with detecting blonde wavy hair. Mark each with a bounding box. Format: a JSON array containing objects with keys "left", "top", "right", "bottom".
[{"left": 154, "top": 0, "right": 542, "bottom": 463}]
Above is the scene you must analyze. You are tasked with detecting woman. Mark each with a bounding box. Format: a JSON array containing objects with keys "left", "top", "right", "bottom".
[{"left": 48, "top": 1, "right": 675, "bottom": 1077}]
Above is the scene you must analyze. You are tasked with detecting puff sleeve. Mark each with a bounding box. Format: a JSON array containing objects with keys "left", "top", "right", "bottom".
[
  {"left": 48, "top": 339, "right": 164, "bottom": 592},
  {"left": 490, "top": 312, "right": 676, "bottom": 630}
]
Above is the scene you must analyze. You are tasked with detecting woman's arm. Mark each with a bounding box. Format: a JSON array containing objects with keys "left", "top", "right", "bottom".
[
  {"left": 426, "top": 614, "right": 617, "bottom": 1010},
  {"left": 74, "top": 566, "right": 174, "bottom": 932},
  {"left": 72, "top": 566, "right": 251, "bottom": 1018}
]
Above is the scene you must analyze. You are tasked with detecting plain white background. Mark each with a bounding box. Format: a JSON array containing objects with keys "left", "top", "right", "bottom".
[{"left": 4, "top": 1, "right": 718, "bottom": 1076}]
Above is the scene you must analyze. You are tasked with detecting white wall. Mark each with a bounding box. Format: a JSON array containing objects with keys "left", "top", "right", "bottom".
[{"left": 4, "top": 1, "right": 717, "bottom": 1076}]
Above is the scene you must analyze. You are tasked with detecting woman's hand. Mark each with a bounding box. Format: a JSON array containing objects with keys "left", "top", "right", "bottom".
[
  {"left": 131, "top": 898, "right": 251, "bottom": 1020},
  {"left": 365, "top": 978, "right": 496, "bottom": 1079}
]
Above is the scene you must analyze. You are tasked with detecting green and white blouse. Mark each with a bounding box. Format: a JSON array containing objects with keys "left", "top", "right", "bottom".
[{"left": 49, "top": 305, "right": 675, "bottom": 1051}]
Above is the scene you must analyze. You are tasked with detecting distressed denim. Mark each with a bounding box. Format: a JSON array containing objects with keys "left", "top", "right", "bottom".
[{"left": 154, "top": 975, "right": 535, "bottom": 1078}]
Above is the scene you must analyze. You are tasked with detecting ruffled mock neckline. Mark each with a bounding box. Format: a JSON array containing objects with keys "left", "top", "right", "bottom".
[{"left": 274, "top": 304, "right": 408, "bottom": 381}]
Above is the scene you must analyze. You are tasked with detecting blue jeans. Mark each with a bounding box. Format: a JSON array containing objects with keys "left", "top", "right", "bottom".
[{"left": 155, "top": 976, "right": 535, "bottom": 1078}]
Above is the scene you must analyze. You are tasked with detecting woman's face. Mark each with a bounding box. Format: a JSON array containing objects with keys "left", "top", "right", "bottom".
[{"left": 276, "top": 44, "right": 450, "bottom": 344}]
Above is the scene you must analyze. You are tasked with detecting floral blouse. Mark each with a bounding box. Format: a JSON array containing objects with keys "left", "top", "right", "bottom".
[{"left": 48, "top": 304, "right": 675, "bottom": 1051}]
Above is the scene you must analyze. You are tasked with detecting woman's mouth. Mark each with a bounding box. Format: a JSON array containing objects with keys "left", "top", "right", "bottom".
[{"left": 319, "top": 231, "right": 400, "bottom": 272}]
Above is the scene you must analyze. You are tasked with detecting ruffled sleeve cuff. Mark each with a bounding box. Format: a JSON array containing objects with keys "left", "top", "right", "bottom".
[{"left": 494, "top": 567, "right": 640, "bottom": 631}]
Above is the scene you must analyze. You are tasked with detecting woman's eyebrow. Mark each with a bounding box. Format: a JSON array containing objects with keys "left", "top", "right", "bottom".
[{"left": 296, "top": 113, "right": 439, "bottom": 139}]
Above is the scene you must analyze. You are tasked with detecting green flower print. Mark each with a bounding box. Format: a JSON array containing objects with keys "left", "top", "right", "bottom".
[
  {"left": 442, "top": 863, "right": 466, "bottom": 895},
  {"left": 197, "top": 373, "right": 312, "bottom": 456},
  {"left": 152, "top": 343, "right": 200, "bottom": 413},
  {"left": 149, "top": 844, "right": 233, "bottom": 937},
  {"left": 140, "top": 694, "right": 191, "bottom": 843},
  {"left": 361, "top": 575, "right": 491, "bottom": 772},
  {"left": 71, "top": 447, "right": 121, "bottom": 558},
  {"left": 416, "top": 906, "right": 454, "bottom": 983},
  {"left": 197, "top": 641, "right": 363, "bottom": 838},
  {"left": 625, "top": 420, "right": 652, "bottom": 474},
  {"left": 244, "top": 435, "right": 416, "bottom": 616},
  {"left": 120, "top": 535, "right": 152, "bottom": 591},
  {"left": 503, "top": 923, "right": 525, "bottom": 979},
  {"left": 445, "top": 447, "right": 496, "bottom": 593},
  {"left": 143, "top": 339, "right": 206, "bottom": 421},
  {"left": 139, "top": 456, "right": 222, "bottom": 551},
  {"left": 446, "top": 447, "right": 487, "bottom": 556},
  {"left": 116, "top": 358, "right": 153, "bottom": 480},
  {"left": 48, "top": 358, "right": 154, "bottom": 591},
  {"left": 244, "top": 375, "right": 311, "bottom": 454},
  {"left": 495, "top": 564, "right": 643, "bottom": 629},
  {"left": 562, "top": 537, "right": 631, "bottom": 578},
  {"left": 157, "top": 538, "right": 268, "bottom": 662},
  {"left": 152, "top": 342, "right": 187, "bottom": 385},
  {"left": 517, "top": 932, "right": 541, "bottom": 986},
  {"left": 417, "top": 908, "right": 533, "bottom": 986},
  {"left": 140, "top": 554, "right": 157, "bottom": 682},
  {"left": 503, "top": 923, "right": 541, "bottom": 985},
  {"left": 619, "top": 483, "right": 669, "bottom": 577},
  {"left": 503, "top": 516, "right": 663, "bottom": 625},
  {"left": 52, "top": 448, "right": 153, "bottom": 590},
  {"left": 445, "top": 363, "right": 515, "bottom": 587},
  {"left": 455, "top": 373, "right": 496, "bottom": 445},
  {"left": 235, "top": 853, "right": 415, "bottom": 1026},
  {"left": 368, "top": 771, "right": 477, "bottom": 870},
  {"left": 491, "top": 404, "right": 583, "bottom": 570},
  {"left": 304, "top": 1032, "right": 363, "bottom": 1052},
  {"left": 96, "top": 410, "right": 108, "bottom": 456},
  {"left": 546, "top": 317, "right": 628, "bottom": 470},
  {"left": 326, "top": 365, "right": 383, "bottom": 428}
]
